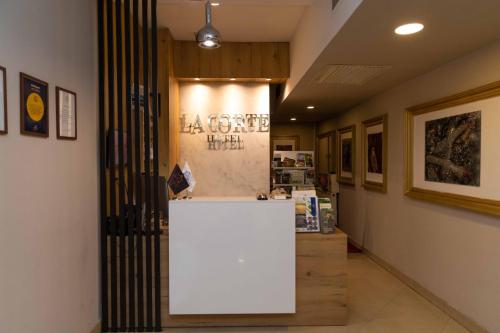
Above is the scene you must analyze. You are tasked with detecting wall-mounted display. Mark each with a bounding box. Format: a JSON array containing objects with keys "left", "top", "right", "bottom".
[
  {"left": 406, "top": 81, "right": 500, "bottom": 216},
  {"left": 362, "top": 115, "right": 387, "bottom": 192},
  {"left": 317, "top": 131, "right": 336, "bottom": 174},
  {"left": 20, "top": 73, "right": 49, "bottom": 137},
  {"left": 271, "top": 135, "right": 300, "bottom": 151},
  {"left": 337, "top": 125, "right": 356, "bottom": 185},
  {"left": 56, "top": 87, "right": 77, "bottom": 140},
  {"left": 271, "top": 150, "right": 315, "bottom": 193},
  {"left": 0, "top": 66, "right": 7, "bottom": 134}
]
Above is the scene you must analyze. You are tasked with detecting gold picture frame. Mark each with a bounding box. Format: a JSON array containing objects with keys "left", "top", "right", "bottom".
[
  {"left": 362, "top": 114, "right": 388, "bottom": 193},
  {"left": 337, "top": 125, "right": 356, "bottom": 185},
  {"left": 405, "top": 81, "right": 500, "bottom": 216}
]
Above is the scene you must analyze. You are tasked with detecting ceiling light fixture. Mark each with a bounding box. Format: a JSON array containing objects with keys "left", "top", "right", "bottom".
[
  {"left": 290, "top": 117, "right": 297, "bottom": 121},
  {"left": 230, "top": 78, "right": 236, "bottom": 81},
  {"left": 194, "top": 78, "right": 201, "bottom": 81},
  {"left": 211, "top": 2, "right": 220, "bottom": 6},
  {"left": 307, "top": 105, "right": 315, "bottom": 110},
  {"left": 196, "top": 1, "right": 221, "bottom": 49},
  {"left": 394, "top": 23, "right": 424, "bottom": 35},
  {"left": 265, "top": 78, "right": 272, "bottom": 81}
]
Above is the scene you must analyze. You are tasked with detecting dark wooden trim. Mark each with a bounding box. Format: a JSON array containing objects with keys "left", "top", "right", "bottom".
[
  {"left": 55, "top": 86, "right": 77, "bottom": 140},
  {"left": 124, "top": 0, "right": 136, "bottom": 329},
  {"left": 151, "top": 0, "right": 162, "bottom": 331},
  {"left": 105, "top": 0, "right": 118, "bottom": 329},
  {"left": 115, "top": 0, "right": 128, "bottom": 329},
  {"left": 133, "top": 0, "right": 145, "bottom": 329},
  {"left": 0, "top": 66, "right": 7, "bottom": 134},
  {"left": 19, "top": 72, "right": 49, "bottom": 138},
  {"left": 97, "top": 0, "right": 108, "bottom": 329},
  {"left": 142, "top": 0, "right": 154, "bottom": 329}
]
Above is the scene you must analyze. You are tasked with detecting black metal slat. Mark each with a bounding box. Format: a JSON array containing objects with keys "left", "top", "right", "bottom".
[
  {"left": 115, "top": 0, "right": 127, "bottom": 330},
  {"left": 142, "top": 0, "right": 153, "bottom": 329},
  {"left": 106, "top": 0, "right": 118, "bottom": 330},
  {"left": 124, "top": 0, "right": 135, "bottom": 330},
  {"left": 151, "top": 0, "right": 161, "bottom": 330},
  {"left": 132, "top": 0, "right": 144, "bottom": 330},
  {"left": 98, "top": 0, "right": 108, "bottom": 330}
]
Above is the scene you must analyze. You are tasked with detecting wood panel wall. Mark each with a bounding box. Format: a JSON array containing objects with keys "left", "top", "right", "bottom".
[{"left": 173, "top": 41, "right": 290, "bottom": 81}]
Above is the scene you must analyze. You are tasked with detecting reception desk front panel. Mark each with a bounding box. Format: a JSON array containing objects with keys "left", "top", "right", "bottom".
[{"left": 169, "top": 197, "right": 296, "bottom": 315}]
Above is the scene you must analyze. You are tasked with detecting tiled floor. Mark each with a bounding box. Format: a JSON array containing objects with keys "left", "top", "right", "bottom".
[{"left": 166, "top": 253, "right": 470, "bottom": 333}]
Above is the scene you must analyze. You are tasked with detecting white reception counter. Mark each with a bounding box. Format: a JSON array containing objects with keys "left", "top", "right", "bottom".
[{"left": 169, "top": 197, "right": 296, "bottom": 315}]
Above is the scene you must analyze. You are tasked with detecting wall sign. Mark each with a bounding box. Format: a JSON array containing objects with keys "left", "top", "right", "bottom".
[
  {"left": 20, "top": 73, "right": 49, "bottom": 137},
  {"left": 180, "top": 113, "right": 269, "bottom": 150}
]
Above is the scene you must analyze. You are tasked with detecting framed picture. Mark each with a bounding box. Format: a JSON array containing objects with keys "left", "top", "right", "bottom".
[
  {"left": 337, "top": 125, "right": 356, "bottom": 185},
  {"left": 271, "top": 135, "right": 300, "bottom": 151},
  {"left": 20, "top": 73, "right": 49, "bottom": 137},
  {"left": 317, "top": 130, "right": 336, "bottom": 174},
  {"left": 405, "top": 81, "right": 500, "bottom": 216},
  {"left": 362, "top": 115, "right": 387, "bottom": 192},
  {"left": 56, "top": 86, "right": 77, "bottom": 140},
  {"left": 0, "top": 66, "right": 7, "bottom": 134}
]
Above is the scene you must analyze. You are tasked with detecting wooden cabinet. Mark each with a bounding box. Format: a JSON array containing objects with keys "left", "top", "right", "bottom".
[{"left": 163, "top": 230, "right": 348, "bottom": 327}]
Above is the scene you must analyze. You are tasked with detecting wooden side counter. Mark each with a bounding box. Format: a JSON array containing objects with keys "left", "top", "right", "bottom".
[{"left": 162, "top": 230, "right": 348, "bottom": 327}]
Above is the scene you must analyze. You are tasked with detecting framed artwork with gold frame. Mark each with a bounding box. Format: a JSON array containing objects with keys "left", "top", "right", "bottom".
[
  {"left": 317, "top": 130, "right": 336, "bottom": 174},
  {"left": 20, "top": 73, "right": 49, "bottom": 137},
  {"left": 362, "top": 114, "right": 387, "bottom": 192},
  {"left": 405, "top": 81, "right": 500, "bottom": 216},
  {"left": 337, "top": 125, "right": 356, "bottom": 185},
  {"left": 0, "top": 65, "right": 7, "bottom": 134},
  {"left": 271, "top": 135, "right": 300, "bottom": 152}
]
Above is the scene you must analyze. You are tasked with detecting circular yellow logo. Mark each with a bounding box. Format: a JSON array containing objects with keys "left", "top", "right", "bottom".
[{"left": 26, "top": 92, "right": 45, "bottom": 122}]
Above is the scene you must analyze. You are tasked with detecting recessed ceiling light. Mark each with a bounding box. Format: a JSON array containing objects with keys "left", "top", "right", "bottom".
[
  {"left": 290, "top": 117, "right": 297, "bottom": 121},
  {"left": 194, "top": 78, "right": 201, "bottom": 81},
  {"left": 265, "top": 78, "right": 272, "bottom": 81},
  {"left": 211, "top": 2, "right": 220, "bottom": 6},
  {"left": 395, "top": 23, "right": 424, "bottom": 35},
  {"left": 230, "top": 78, "right": 236, "bottom": 81},
  {"left": 307, "top": 105, "right": 315, "bottom": 110}
]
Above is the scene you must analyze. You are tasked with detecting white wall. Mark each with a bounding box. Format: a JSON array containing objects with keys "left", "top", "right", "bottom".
[
  {"left": 0, "top": 1, "right": 99, "bottom": 333},
  {"left": 319, "top": 40, "right": 500, "bottom": 333},
  {"left": 284, "top": 0, "right": 363, "bottom": 98},
  {"left": 179, "top": 82, "right": 270, "bottom": 197}
]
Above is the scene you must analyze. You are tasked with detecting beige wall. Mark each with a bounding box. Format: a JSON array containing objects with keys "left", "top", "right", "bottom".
[
  {"left": 318, "top": 40, "right": 500, "bottom": 333},
  {"left": 0, "top": 1, "right": 99, "bottom": 333},
  {"left": 179, "top": 82, "right": 270, "bottom": 196},
  {"left": 271, "top": 122, "right": 316, "bottom": 151}
]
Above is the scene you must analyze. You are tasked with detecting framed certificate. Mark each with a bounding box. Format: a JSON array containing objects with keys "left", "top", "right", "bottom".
[
  {"left": 0, "top": 66, "right": 7, "bottom": 134},
  {"left": 56, "top": 86, "right": 77, "bottom": 140},
  {"left": 20, "top": 73, "right": 49, "bottom": 137}
]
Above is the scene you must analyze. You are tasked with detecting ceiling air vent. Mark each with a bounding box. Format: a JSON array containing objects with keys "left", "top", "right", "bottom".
[{"left": 312, "top": 64, "right": 392, "bottom": 86}]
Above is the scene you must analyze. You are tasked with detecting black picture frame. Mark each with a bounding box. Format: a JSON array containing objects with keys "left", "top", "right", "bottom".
[
  {"left": 0, "top": 65, "right": 7, "bottom": 135},
  {"left": 56, "top": 86, "right": 77, "bottom": 140},
  {"left": 20, "top": 72, "right": 49, "bottom": 137}
]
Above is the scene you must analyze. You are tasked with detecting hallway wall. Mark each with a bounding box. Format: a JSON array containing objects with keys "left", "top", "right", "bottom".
[
  {"left": 318, "top": 39, "right": 500, "bottom": 333},
  {"left": 0, "top": 1, "right": 99, "bottom": 333}
]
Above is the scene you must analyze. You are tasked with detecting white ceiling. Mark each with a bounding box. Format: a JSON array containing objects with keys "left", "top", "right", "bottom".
[
  {"left": 158, "top": 0, "right": 314, "bottom": 42},
  {"left": 275, "top": 0, "right": 500, "bottom": 122}
]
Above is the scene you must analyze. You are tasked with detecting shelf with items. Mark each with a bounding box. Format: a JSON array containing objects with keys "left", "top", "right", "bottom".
[
  {"left": 271, "top": 151, "right": 315, "bottom": 193},
  {"left": 272, "top": 166, "right": 315, "bottom": 170}
]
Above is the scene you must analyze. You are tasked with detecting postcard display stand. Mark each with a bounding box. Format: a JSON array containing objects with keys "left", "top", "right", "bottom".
[{"left": 272, "top": 151, "right": 315, "bottom": 193}]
